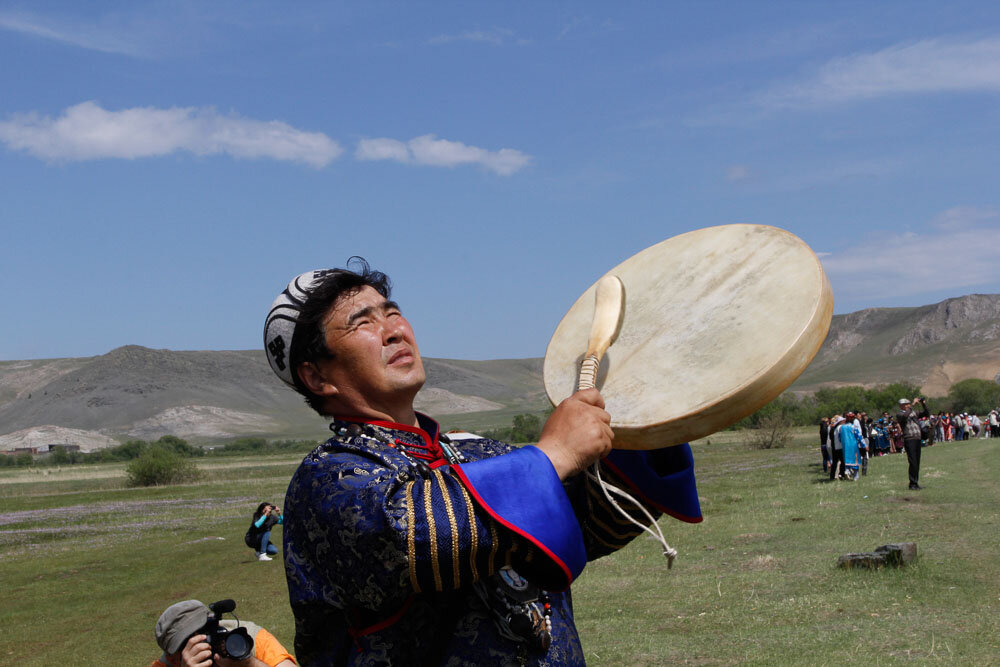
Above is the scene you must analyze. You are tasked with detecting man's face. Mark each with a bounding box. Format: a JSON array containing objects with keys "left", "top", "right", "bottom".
[{"left": 315, "top": 285, "right": 426, "bottom": 413}]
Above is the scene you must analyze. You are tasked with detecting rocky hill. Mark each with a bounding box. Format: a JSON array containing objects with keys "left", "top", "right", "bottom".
[
  {"left": 0, "top": 346, "right": 547, "bottom": 450},
  {"left": 2, "top": 294, "right": 998, "bottom": 450},
  {"left": 793, "top": 294, "right": 1000, "bottom": 395}
]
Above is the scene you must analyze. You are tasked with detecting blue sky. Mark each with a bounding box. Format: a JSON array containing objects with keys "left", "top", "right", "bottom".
[{"left": 2, "top": 1, "right": 999, "bottom": 361}]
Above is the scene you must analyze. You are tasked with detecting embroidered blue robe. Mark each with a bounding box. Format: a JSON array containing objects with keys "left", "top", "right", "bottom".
[
  {"left": 838, "top": 422, "right": 862, "bottom": 472},
  {"left": 283, "top": 413, "right": 700, "bottom": 666}
]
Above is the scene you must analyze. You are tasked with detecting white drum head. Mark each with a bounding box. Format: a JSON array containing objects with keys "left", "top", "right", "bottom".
[{"left": 543, "top": 224, "right": 833, "bottom": 449}]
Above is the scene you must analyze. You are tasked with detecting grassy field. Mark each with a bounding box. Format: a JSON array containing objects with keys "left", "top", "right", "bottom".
[{"left": 2, "top": 431, "right": 998, "bottom": 665}]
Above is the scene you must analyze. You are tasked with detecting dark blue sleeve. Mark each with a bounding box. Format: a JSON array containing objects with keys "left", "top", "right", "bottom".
[{"left": 564, "top": 444, "right": 701, "bottom": 561}]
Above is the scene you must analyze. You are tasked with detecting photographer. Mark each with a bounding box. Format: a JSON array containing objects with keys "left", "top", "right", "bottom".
[
  {"left": 896, "top": 397, "right": 929, "bottom": 490},
  {"left": 246, "top": 503, "right": 283, "bottom": 562},
  {"left": 151, "top": 600, "right": 295, "bottom": 667}
]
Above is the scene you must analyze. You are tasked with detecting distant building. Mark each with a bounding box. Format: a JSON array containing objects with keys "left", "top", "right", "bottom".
[{"left": 46, "top": 443, "right": 81, "bottom": 453}]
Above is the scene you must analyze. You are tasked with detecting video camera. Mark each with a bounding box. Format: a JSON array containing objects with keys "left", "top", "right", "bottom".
[{"left": 198, "top": 599, "right": 254, "bottom": 661}]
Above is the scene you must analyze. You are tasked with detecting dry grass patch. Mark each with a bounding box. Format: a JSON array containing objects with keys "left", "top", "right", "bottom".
[{"left": 746, "top": 554, "right": 779, "bottom": 570}]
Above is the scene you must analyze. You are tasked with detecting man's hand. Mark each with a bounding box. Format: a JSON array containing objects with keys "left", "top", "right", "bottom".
[
  {"left": 536, "top": 388, "right": 614, "bottom": 480},
  {"left": 180, "top": 634, "right": 213, "bottom": 667}
]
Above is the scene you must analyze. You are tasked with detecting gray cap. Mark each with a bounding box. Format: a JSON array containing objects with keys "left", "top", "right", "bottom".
[
  {"left": 155, "top": 600, "right": 210, "bottom": 655},
  {"left": 899, "top": 398, "right": 911, "bottom": 405}
]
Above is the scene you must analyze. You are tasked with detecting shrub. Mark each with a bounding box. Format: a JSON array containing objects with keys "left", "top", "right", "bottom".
[
  {"left": 155, "top": 435, "right": 202, "bottom": 457},
  {"left": 482, "top": 413, "right": 546, "bottom": 443},
  {"left": 743, "top": 413, "right": 792, "bottom": 450},
  {"left": 125, "top": 446, "right": 200, "bottom": 486},
  {"left": 113, "top": 440, "right": 149, "bottom": 461}
]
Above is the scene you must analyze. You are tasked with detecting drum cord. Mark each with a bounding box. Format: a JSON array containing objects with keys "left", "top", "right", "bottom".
[
  {"left": 579, "top": 354, "right": 677, "bottom": 568},
  {"left": 586, "top": 462, "right": 677, "bottom": 568}
]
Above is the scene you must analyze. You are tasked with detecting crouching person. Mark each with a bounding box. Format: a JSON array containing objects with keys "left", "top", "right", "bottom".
[{"left": 152, "top": 599, "right": 296, "bottom": 667}]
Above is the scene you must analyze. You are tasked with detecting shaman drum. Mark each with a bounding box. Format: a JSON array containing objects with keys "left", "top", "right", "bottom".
[{"left": 543, "top": 224, "right": 833, "bottom": 450}]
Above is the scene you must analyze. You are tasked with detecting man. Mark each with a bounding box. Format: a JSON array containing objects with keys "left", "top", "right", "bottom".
[
  {"left": 969, "top": 413, "right": 982, "bottom": 438},
  {"left": 934, "top": 412, "right": 945, "bottom": 443},
  {"left": 896, "top": 397, "right": 929, "bottom": 490},
  {"left": 151, "top": 600, "right": 296, "bottom": 667},
  {"left": 819, "top": 417, "right": 830, "bottom": 474},
  {"left": 264, "top": 262, "right": 701, "bottom": 665},
  {"left": 828, "top": 415, "right": 845, "bottom": 480}
]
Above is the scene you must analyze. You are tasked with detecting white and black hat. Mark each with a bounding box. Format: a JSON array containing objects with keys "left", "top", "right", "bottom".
[{"left": 264, "top": 269, "right": 341, "bottom": 387}]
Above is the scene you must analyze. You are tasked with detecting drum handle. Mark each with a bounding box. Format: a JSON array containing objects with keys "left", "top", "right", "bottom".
[
  {"left": 576, "top": 274, "right": 678, "bottom": 567},
  {"left": 577, "top": 355, "right": 601, "bottom": 391}
]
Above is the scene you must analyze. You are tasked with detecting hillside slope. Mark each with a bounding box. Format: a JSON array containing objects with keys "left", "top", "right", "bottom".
[
  {"left": 2, "top": 293, "right": 998, "bottom": 449},
  {"left": 0, "top": 347, "right": 548, "bottom": 447},
  {"left": 794, "top": 294, "right": 1000, "bottom": 394}
]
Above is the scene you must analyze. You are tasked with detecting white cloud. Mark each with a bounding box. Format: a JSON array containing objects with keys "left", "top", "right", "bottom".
[
  {"left": 356, "top": 134, "right": 531, "bottom": 175},
  {"left": 930, "top": 205, "right": 999, "bottom": 231},
  {"left": 0, "top": 10, "right": 150, "bottom": 57},
  {"left": 757, "top": 36, "right": 1000, "bottom": 110},
  {"left": 0, "top": 102, "right": 342, "bottom": 167},
  {"left": 355, "top": 137, "right": 410, "bottom": 162},
  {"left": 427, "top": 28, "right": 515, "bottom": 46},
  {"left": 820, "top": 207, "right": 1000, "bottom": 299}
]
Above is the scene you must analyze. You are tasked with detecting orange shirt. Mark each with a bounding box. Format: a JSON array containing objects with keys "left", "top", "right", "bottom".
[{"left": 149, "top": 627, "right": 295, "bottom": 667}]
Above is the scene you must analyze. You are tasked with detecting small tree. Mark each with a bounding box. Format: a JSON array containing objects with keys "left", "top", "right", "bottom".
[
  {"left": 510, "top": 414, "right": 543, "bottom": 443},
  {"left": 743, "top": 413, "right": 793, "bottom": 450},
  {"left": 156, "top": 435, "right": 202, "bottom": 457},
  {"left": 944, "top": 379, "right": 1000, "bottom": 415},
  {"left": 125, "top": 446, "right": 200, "bottom": 487},
  {"left": 113, "top": 440, "right": 149, "bottom": 461}
]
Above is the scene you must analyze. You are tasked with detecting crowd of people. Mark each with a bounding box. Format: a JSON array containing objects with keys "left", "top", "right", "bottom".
[{"left": 819, "top": 399, "right": 1000, "bottom": 490}]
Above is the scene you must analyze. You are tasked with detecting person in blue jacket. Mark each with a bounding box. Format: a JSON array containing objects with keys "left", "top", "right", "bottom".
[
  {"left": 263, "top": 259, "right": 702, "bottom": 666},
  {"left": 247, "top": 502, "right": 283, "bottom": 561},
  {"left": 837, "top": 412, "right": 864, "bottom": 481}
]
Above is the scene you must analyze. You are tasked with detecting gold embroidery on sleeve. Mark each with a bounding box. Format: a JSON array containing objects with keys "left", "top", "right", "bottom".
[
  {"left": 423, "top": 478, "right": 443, "bottom": 591},
  {"left": 487, "top": 519, "right": 499, "bottom": 575},
  {"left": 584, "top": 523, "right": 623, "bottom": 551},
  {"left": 591, "top": 511, "right": 646, "bottom": 540},
  {"left": 405, "top": 480, "right": 420, "bottom": 593},
  {"left": 586, "top": 480, "right": 646, "bottom": 526},
  {"left": 434, "top": 469, "right": 461, "bottom": 589},
  {"left": 458, "top": 484, "right": 479, "bottom": 582}
]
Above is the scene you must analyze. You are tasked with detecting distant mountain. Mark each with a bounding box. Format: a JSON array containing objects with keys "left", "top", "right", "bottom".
[
  {"left": 793, "top": 294, "right": 1000, "bottom": 395},
  {"left": 0, "top": 346, "right": 548, "bottom": 449},
  {"left": 2, "top": 293, "right": 998, "bottom": 450}
]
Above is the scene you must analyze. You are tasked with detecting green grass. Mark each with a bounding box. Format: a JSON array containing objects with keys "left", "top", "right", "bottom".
[
  {"left": 574, "top": 432, "right": 1000, "bottom": 665},
  {"left": 2, "top": 436, "right": 998, "bottom": 664}
]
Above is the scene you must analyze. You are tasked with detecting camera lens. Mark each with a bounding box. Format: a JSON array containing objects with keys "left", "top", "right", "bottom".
[{"left": 224, "top": 632, "right": 253, "bottom": 660}]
